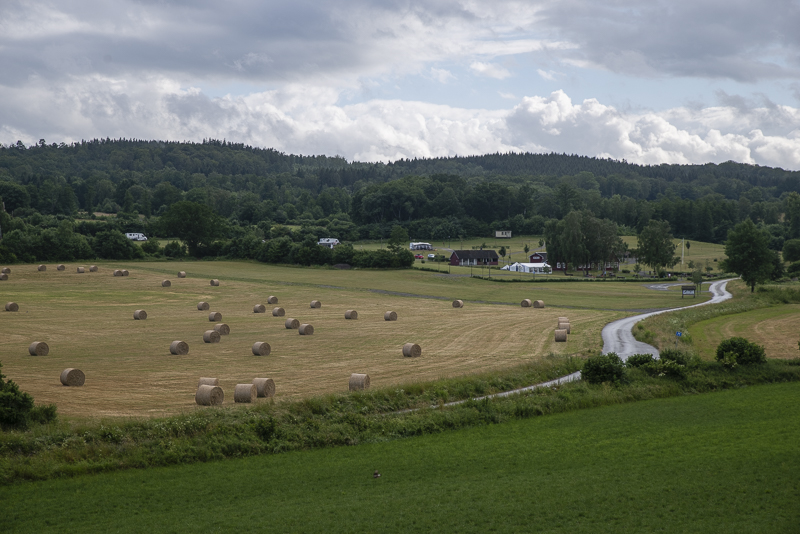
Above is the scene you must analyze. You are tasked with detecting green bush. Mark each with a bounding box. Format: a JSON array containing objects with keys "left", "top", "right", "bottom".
[
  {"left": 659, "top": 349, "right": 690, "bottom": 366},
  {"left": 582, "top": 353, "right": 627, "bottom": 384},
  {"left": 0, "top": 361, "right": 56, "bottom": 430},
  {"left": 641, "top": 359, "right": 687, "bottom": 379},
  {"left": 626, "top": 353, "right": 654, "bottom": 368},
  {"left": 715, "top": 337, "right": 766, "bottom": 365},
  {"left": 163, "top": 241, "right": 187, "bottom": 258},
  {"left": 140, "top": 239, "right": 161, "bottom": 255}
]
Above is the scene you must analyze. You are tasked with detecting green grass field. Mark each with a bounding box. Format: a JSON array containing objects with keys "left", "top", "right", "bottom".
[{"left": 3, "top": 382, "right": 797, "bottom": 533}]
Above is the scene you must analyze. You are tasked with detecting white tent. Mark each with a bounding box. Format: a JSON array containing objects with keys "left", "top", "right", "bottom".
[{"left": 501, "top": 262, "right": 550, "bottom": 273}]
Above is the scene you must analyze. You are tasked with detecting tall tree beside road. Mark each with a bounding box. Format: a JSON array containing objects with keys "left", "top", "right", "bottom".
[
  {"left": 636, "top": 220, "right": 677, "bottom": 275},
  {"left": 721, "top": 219, "right": 774, "bottom": 292}
]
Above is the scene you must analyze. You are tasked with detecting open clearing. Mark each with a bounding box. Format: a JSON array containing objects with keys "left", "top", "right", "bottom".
[
  {"left": 3, "top": 382, "right": 797, "bottom": 533},
  {"left": 691, "top": 304, "right": 800, "bottom": 360},
  {"left": 1, "top": 261, "right": 711, "bottom": 419}
]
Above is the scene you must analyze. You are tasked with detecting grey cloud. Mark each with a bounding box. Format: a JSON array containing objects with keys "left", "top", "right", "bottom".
[{"left": 536, "top": 0, "right": 800, "bottom": 81}]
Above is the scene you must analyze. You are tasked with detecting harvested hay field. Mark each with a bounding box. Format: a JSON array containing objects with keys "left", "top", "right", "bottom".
[
  {"left": 0, "top": 261, "right": 622, "bottom": 419},
  {"left": 691, "top": 303, "right": 800, "bottom": 360}
]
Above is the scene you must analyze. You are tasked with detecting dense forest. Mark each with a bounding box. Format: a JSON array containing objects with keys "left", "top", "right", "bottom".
[{"left": 1, "top": 138, "right": 800, "bottom": 266}]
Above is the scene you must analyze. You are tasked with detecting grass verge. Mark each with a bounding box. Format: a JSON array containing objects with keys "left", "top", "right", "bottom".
[{"left": 2, "top": 355, "right": 799, "bottom": 486}]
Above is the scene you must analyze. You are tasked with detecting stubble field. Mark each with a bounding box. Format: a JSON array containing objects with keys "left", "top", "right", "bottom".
[{"left": 1, "top": 261, "right": 706, "bottom": 419}]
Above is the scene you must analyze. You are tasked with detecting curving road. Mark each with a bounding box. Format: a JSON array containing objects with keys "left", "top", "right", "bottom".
[
  {"left": 411, "top": 278, "right": 735, "bottom": 410},
  {"left": 601, "top": 278, "right": 735, "bottom": 360}
]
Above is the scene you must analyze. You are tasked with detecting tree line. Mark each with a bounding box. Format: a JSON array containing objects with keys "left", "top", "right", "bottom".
[{"left": 2, "top": 139, "right": 800, "bottom": 269}]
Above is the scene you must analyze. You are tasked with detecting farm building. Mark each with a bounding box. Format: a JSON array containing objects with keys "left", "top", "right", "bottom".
[
  {"left": 317, "top": 238, "right": 340, "bottom": 248},
  {"left": 501, "top": 261, "right": 550, "bottom": 273},
  {"left": 449, "top": 250, "right": 499, "bottom": 266}
]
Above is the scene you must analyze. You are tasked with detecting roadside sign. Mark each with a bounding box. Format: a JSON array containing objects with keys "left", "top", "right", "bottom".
[
  {"left": 676, "top": 332, "right": 682, "bottom": 337},
  {"left": 681, "top": 285, "right": 696, "bottom": 298}
]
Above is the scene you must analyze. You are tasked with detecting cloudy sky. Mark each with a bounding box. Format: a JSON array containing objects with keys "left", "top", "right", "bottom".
[{"left": 2, "top": 0, "right": 800, "bottom": 169}]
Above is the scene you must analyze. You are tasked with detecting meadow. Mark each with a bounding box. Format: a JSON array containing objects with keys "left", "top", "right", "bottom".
[
  {"left": 2, "top": 381, "right": 798, "bottom": 533},
  {"left": 0, "top": 260, "right": 704, "bottom": 420}
]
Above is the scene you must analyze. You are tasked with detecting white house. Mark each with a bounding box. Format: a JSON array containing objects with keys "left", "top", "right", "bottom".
[
  {"left": 317, "top": 238, "right": 340, "bottom": 248},
  {"left": 409, "top": 242, "right": 433, "bottom": 250},
  {"left": 501, "top": 261, "right": 550, "bottom": 274}
]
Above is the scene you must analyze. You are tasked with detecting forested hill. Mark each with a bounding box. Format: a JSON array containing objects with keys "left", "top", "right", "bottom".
[
  {"left": 3, "top": 138, "right": 800, "bottom": 189},
  {"left": 2, "top": 138, "right": 800, "bottom": 264}
]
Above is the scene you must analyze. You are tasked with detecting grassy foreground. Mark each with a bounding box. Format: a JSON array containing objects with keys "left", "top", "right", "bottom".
[{"left": 2, "top": 381, "right": 798, "bottom": 533}]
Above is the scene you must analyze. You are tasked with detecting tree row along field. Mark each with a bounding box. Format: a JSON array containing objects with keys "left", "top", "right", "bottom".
[{"left": 0, "top": 261, "right": 714, "bottom": 419}]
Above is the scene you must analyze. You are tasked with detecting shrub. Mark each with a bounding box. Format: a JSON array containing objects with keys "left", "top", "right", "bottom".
[
  {"left": 0, "top": 361, "right": 34, "bottom": 429},
  {"left": 787, "top": 262, "right": 800, "bottom": 276},
  {"left": 659, "top": 348, "right": 690, "bottom": 366},
  {"left": 641, "top": 359, "right": 688, "bottom": 379},
  {"left": 626, "top": 353, "right": 654, "bottom": 368},
  {"left": 140, "top": 239, "right": 161, "bottom": 255},
  {"left": 582, "top": 353, "right": 627, "bottom": 384},
  {"left": 163, "top": 241, "right": 187, "bottom": 258},
  {"left": 715, "top": 337, "right": 766, "bottom": 365}
]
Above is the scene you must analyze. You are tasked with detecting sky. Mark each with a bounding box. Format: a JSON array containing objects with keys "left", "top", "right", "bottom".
[{"left": 2, "top": 0, "right": 800, "bottom": 169}]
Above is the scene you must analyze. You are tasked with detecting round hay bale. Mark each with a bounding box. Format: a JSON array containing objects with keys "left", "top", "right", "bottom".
[
  {"left": 554, "top": 329, "right": 568, "bottom": 342},
  {"left": 177, "top": 271, "right": 186, "bottom": 278},
  {"left": 558, "top": 321, "right": 571, "bottom": 334},
  {"left": 253, "top": 378, "right": 275, "bottom": 398},
  {"left": 349, "top": 373, "right": 370, "bottom": 391},
  {"left": 89, "top": 265, "right": 98, "bottom": 272},
  {"left": 121, "top": 270, "right": 129, "bottom": 276},
  {"left": 267, "top": 295, "right": 278, "bottom": 304},
  {"left": 533, "top": 300, "right": 545, "bottom": 308},
  {"left": 0, "top": 273, "right": 7, "bottom": 281},
  {"left": 272, "top": 307, "right": 285, "bottom": 317},
  {"left": 452, "top": 299, "right": 464, "bottom": 308},
  {"left": 345, "top": 310, "right": 358, "bottom": 320},
  {"left": 1, "top": 267, "right": 9, "bottom": 274},
  {"left": 170, "top": 340, "right": 189, "bottom": 355},
  {"left": 299, "top": 323, "right": 314, "bottom": 335},
  {"left": 38, "top": 265, "right": 46, "bottom": 272},
  {"left": 310, "top": 300, "right": 321, "bottom": 308},
  {"left": 285, "top": 318, "right": 300, "bottom": 329},
  {"left": 197, "top": 301, "right": 210, "bottom": 311},
  {"left": 203, "top": 330, "right": 221, "bottom": 343},
  {"left": 234, "top": 383, "right": 257, "bottom": 403},
  {"left": 133, "top": 309, "right": 147, "bottom": 320},
  {"left": 197, "top": 377, "right": 219, "bottom": 387},
  {"left": 60, "top": 368, "right": 85, "bottom": 387},
  {"left": 402, "top": 343, "right": 422, "bottom": 358},
  {"left": 162, "top": 279, "right": 171, "bottom": 287},
  {"left": 113, "top": 269, "right": 122, "bottom": 277},
  {"left": 558, "top": 317, "right": 568, "bottom": 323},
  {"left": 384, "top": 310, "right": 397, "bottom": 321},
  {"left": 252, "top": 342, "right": 271, "bottom": 356},
  {"left": 77, "top": 267, "right": 85, "bottom": 273},
  {"left": 213, "top": 323, "right": 230, "bottom": 335},
  {"left": 210, "top": 279, "right": 220, "bottom": 286},
  {"left": 521, "top": 299, "right": 532, "bottom": 308},
  {"left": 208, "top": 311, "right": 222, "bottom": 322},
  {"left": 253, "top": 304, "right": 266, "bottom": 313},
  {"left": 195, "top": 385, "right": 223, "bottom": 406},
  {"left": 57, "top": 264, "right": 65, "bottom": 271},
  {"left": 5, "top": 302, "right": 19, "bottom": 312},
  {"left": 28, "top": 341, "right": 49, "bottom": 356}
]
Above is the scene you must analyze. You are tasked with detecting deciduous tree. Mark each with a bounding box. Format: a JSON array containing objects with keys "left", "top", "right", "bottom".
[{"left": 721, "top": 219, "right": 774, "bottom": 292}]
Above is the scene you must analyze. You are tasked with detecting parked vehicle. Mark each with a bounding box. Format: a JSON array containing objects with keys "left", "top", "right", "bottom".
[
  {"left": 427, "top": 254, "right": 436, "bottom": 259},
  {"left": 125, "top": 232, "right": 148, "bottom": 241},
  {"left": 414, "top": 254, "right": 424, "bottom": 259}
]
